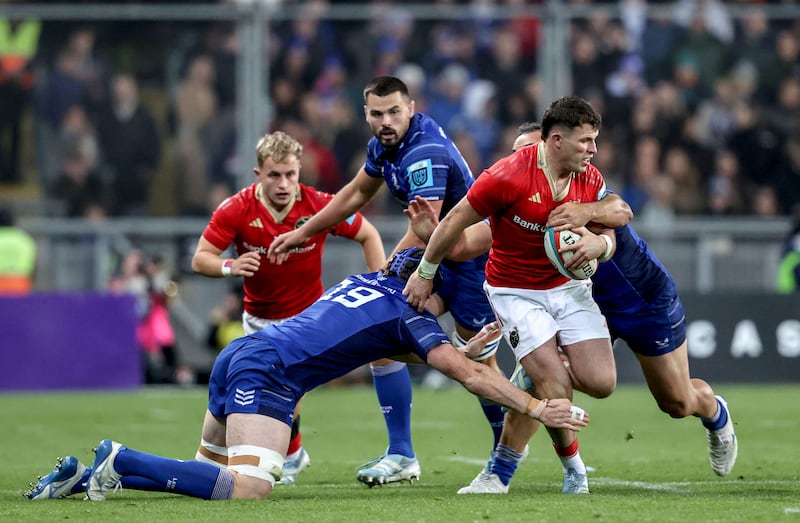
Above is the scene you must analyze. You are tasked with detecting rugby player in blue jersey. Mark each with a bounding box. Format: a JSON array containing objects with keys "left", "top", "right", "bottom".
[
  {"left": 403, "top": 124, "right": 738, "bottom": 494},
  {"left": 23, "top": 248, "right": 589, "bottom": 501},
  {"left": 268, "top": 76, "right": 505, "bottom": 486}
]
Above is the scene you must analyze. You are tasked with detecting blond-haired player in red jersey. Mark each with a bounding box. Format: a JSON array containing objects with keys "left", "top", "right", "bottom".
[
  {"left": 404, "top": 96, "right": 619, "bottom": 494},
  {"left": 191, "top": 131, "right": 386, "bottom": 485}
]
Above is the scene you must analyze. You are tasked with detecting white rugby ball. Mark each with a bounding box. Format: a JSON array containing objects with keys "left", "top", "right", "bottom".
[{"left": 543, "top": 227, "right": 598, "bottom": 280}]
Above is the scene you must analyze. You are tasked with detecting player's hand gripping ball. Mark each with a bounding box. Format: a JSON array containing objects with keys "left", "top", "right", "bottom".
[{"left": 544, "top": 227, "right": 598, "bottom": 280}]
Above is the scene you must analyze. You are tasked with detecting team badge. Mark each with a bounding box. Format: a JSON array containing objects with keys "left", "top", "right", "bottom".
[
  {"left": 295, "top": 216, "right": 312, "bottom": 229},
  {"left": 509, "top": 328, "right": 520, "bottom": 348},
  {"left": 407, "top": 159, "right": 434, "bottom": 191}
]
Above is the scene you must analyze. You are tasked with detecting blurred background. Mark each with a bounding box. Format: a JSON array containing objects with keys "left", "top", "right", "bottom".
[{"left": 0, "top": 0, "right": 798, "bottom": 389}]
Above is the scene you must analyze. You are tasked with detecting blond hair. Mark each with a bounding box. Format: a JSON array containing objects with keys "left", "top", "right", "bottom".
[{"left": 255, "top": 131, "right": 303, "bottom": 167}]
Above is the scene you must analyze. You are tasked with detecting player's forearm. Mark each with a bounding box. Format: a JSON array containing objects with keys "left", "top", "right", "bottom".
[
  {"left": 459, "top": 362, "right": 538, "bottom": 416},
  {"left": 307, "top": 181, "right": 374, "bottom": 237},
  {"left": 192, "top": 251, "right": 229, "bottom": 277},
  {"left": 447, "top": 222, "right": 491, "bottom": 262},
  {"left": 590, "top": 194, "right": 633, "bottom": 228},
  {"left": 424, "top": 207, "right": 476, "bottom": 264},
  {"left": 361, "top": 235, "right": 387, "bottom": 272}
]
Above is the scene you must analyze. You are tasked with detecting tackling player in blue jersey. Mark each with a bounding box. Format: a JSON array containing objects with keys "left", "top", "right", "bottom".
[
  {"left": 268, "top": 76, "right": 505, "bottom": 486},
  {"left": 23, "top": 248, "right": 589, "bottom": 501},
  {"left": 403, "top": 124, "right": 738, "bottom": 494}
]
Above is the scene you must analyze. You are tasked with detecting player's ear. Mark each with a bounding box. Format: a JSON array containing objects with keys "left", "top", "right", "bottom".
[
  {"left": 252, "top": 167, "right": 260, "bottom": 176},
  {"left": 408, "top": 99, "right": 415, "bottom": 117}
]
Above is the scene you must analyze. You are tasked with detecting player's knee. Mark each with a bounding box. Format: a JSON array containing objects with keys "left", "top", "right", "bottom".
[
  {"left": 229, "top": 470, "right": 274, "bottom": 499},
  {"left": 656, "top": 397, "right": 693, "bottom": 419},
  {"left": 227, "top": 445, "right": 284, "bottom": 499}
]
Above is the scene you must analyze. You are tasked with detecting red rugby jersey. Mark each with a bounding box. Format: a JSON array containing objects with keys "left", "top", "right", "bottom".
[
  {"left": 467, "top": 143, "right": 607, "bottom": 290},
  {"left": 202, "top": 183, "right": 364, "bottom": 319}
]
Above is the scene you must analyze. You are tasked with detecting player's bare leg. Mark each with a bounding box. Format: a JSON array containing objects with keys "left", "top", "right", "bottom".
[
  {"left": 560, "top": 338, "right": 616, "bottom": 400},
  {"left": 636, "top": 341, "right": 737, "bottom": 475},
  {"left": 521, "top": 338, "right": 590, "bottom": 493}
]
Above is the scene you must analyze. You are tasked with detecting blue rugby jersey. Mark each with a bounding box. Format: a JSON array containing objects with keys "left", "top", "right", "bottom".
[
  {"left": 592, "top": 223, "right": 676, "bottom": 314},
  {"left": 364, "top": 113, "right": 474, "bottom": 217},
  {"left": 249, "top": 271, "right": 452, "bottom": 392}
]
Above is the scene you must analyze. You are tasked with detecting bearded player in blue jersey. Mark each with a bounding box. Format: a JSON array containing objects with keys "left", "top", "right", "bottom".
[
  {"left": 23, "top": 248, "right": 589, "bottom": 501},
  {"left": 268, "top": 76, "right": 505, "bottom": 486},
  {"left": 403, "top": 125, "right": 738, "bottom": 494}
]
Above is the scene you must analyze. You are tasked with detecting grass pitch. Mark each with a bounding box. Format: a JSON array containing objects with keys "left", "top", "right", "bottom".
[{"left": 2, "top": 383, "right": 798, "bottom": 523}]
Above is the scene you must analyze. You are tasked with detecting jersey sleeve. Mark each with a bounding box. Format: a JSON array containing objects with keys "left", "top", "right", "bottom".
[
  {"left": 363, "top": 138, "right": 383, "bottom": 178},
  {"left": 400, "top": 308, "right": 452, "bottom": 361},
  {"left": 403, "top": 143, "right": 453, "bottom": 203},
  {"left": 330, "top": 212, "right": 365, "bottom": 239},
  {"left": 466, "top": 156, "right": 518, "bottom": 217},
  {"left": 201, "top": 196, "right": 240, "bottom": 251}
]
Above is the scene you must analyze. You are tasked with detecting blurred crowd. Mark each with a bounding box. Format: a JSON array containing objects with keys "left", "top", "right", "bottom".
[{"left": 1, "top": 0, "right": 799, "bottom": 222}]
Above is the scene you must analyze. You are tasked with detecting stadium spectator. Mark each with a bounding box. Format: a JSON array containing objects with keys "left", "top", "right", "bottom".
[
  {"left": 49, "top": 143, "right": 110, "bottom": 219},
  {"left": 449, "top": 79, "right": 501, "bottom": 169},
  {"left": 707, "top": 149, "right": 747, "bottom": 216},
  {"left": 427, "top": 63, "right": 471, "bottom": 135},
  {"left": 172, "top": 53, "right": 219, "bottom": 216},
  {"left": 268, "top": 76, "right": 507, "bottom": 489},
  {"left": 108, "top": 249, "right": 177, "bottom": 384},
  {"left": 96, "top": 73, "right": 161, "bottom": 216},
  {"left": 403, "top": 96, "right": 627, "bottom": 495},
  {"left": 34, "top": 49, "right": 90, "bottom": 185},
  {"left": 663, "top": 145, "right": 707, "bottom": 215},
  {"left": 757, "top": 30, "right": 800, "bottom": 104},
  {"left": 0, "top": 15, "right": 41, "bottom": 183},
  {"left": 772, "top": 136, "right": 800, "bottom": 216},
  {"left": 205, "top": 283, "right": 245, "bottom": 355},
  {"left": 476, "top": 24, "right": 530, "bottom": 125},
  {"left": 62, "top": 26, "right": 109, "bottom": 120},
  {"left": 776, "top": 218, "right": 800, "bottom": 294},
  {"left": 733, "top": 9, "right": 775, "bottom": 78},
  {"left": 23, "top": 247, "right": 590, "bottom": 502},
  {"left": 191, "top": 130, "right": 385, "bottom": 485},
  {"left": 0, "top": 206, "right": 36, "bottom": 295}
]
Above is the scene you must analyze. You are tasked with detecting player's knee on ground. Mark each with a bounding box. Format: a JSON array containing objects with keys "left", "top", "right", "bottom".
[
  {"left": 196, "top": 439, "right": 228, "bottom": 469},
  {"left": 228, "top": 445, "right": 284, "bottom": 499}
]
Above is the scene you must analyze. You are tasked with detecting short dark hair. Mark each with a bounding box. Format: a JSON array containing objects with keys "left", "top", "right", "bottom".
[
  {"left": 517, "top": 121, "right": 541, "bottom": 135},
  {"left": 363, "top": 76, "right": 410, "bottom": 102},
  {"left": 540, "top": 96, "right": 601, "bottom": 140}
]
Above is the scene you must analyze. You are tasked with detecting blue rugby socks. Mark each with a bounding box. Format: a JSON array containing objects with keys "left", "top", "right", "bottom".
[{"left": 371, "top": 361, "right": 415, "bottom": 458}]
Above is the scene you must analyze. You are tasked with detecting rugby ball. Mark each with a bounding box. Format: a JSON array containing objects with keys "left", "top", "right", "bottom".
[{"left": 543, "top": 227, "right": 598, "bottom": 280}]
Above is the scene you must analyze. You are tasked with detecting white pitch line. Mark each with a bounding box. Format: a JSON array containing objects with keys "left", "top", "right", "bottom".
[{"left": 590, "top": 477, "right": 690, "bottom": 493}]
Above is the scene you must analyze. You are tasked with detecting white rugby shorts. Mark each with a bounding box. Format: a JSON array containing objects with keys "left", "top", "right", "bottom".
[
  {"left": 484, "top": 279, "right": 609, "bottom": 360},
  {"left": 242, "top": 311, "right": 290, "bottom": 335}
]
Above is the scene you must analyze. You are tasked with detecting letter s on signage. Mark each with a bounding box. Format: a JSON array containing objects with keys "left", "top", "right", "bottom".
[
  {"left": 687, "top": 320, "right": 715, "bottom": 358},
  {"left": 777, "top": 319, "right": 800, "bottom": 358}
]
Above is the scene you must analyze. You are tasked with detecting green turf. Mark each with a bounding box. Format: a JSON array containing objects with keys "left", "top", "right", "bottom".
[{"left": 1, "top": 383, "right": 798, "bottom": 522}]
